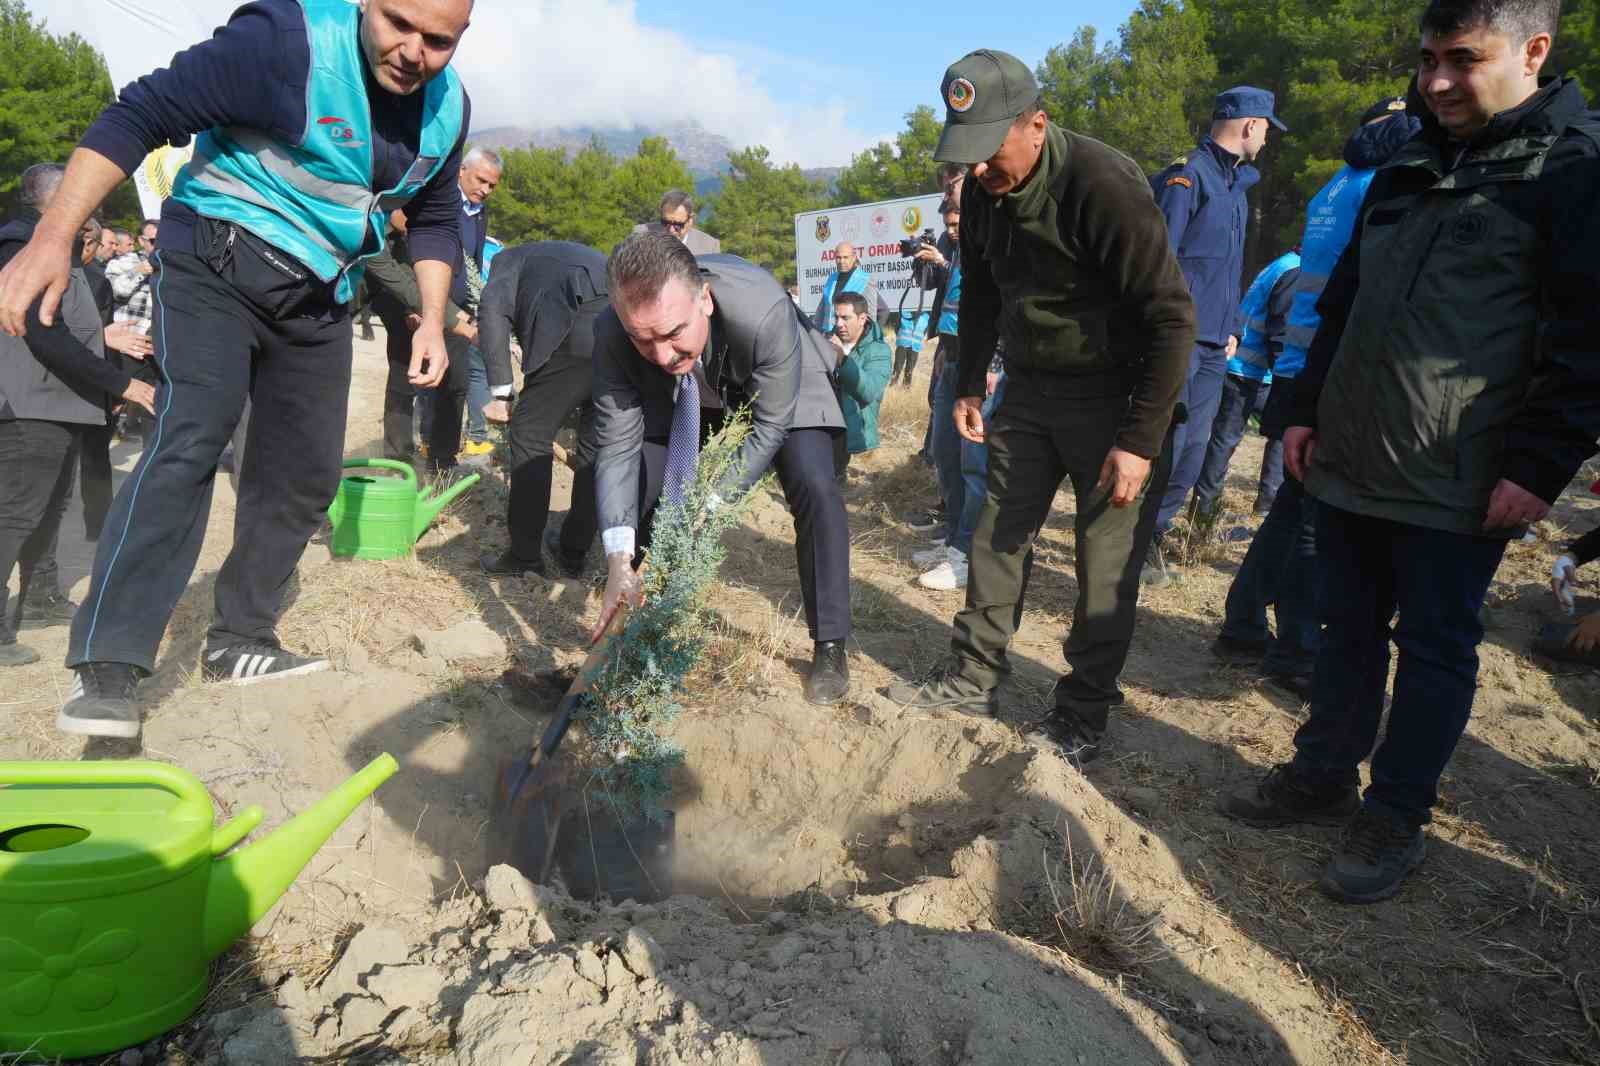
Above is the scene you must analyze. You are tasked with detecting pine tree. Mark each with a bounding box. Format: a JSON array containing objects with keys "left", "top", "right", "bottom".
[{"left": 703, "top": 147, "right": 826, "bottom": 286}]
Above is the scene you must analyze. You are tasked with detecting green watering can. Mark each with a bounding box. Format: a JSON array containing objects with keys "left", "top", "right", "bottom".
[
  {"left": 326, "top": 458, "right": 479, "bottom": 560},
  {"left": 0, "top": 755, "right": 397, "bottom": 1059}
]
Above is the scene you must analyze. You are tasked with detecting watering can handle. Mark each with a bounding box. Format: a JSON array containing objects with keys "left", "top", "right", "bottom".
[
  {"left": 341, "top": 457, "right": 417, "bottom": 488},
  {"left": 0, "top": 760, "right": 215, "bottom": 823}
]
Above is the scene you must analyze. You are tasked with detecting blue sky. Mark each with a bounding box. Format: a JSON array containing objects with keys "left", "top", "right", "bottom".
[{"left": 51, "top": 0, "right": 1141, "bottom": 167}]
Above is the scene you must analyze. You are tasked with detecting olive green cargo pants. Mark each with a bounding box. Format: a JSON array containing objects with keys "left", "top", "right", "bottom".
[{"left": 951, "top": 375, "right": 1174, "bottom": 730}]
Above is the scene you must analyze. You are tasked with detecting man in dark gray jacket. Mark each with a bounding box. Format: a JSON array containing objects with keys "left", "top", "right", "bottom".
[
  {"left": 1, "top": 164, "right": 155, "bottom": 671},
  {"left": 475, "top": 240, "right": 609, "bottom": 579},
  {"left": 592, "top": 231, "right": 851, "bottom": 704},
  {"left": 1222, "top": 0, "right": 1600, "bottom": 904}
]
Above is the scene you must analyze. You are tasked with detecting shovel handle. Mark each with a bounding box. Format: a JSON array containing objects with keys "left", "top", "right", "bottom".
[{"left": 532, "top": 598, "right": 632, "bottom": 763}]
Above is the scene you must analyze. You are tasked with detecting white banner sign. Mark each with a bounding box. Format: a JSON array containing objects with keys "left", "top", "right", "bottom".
[
  {"left": 132, "top": 143, "right": 195, "bottom": 220},
  {"left": 794, "top": 193, "right": 946, "bottom": 319}
]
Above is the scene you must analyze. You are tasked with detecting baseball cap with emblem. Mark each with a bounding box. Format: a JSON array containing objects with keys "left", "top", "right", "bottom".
[
  {"left": 1213, "top": 86, "right": 1288, "bottom": 131},
  {"left": 934, "top": 49, "right": 1040, "bottom": 164},
  {"left": 1359, "top": 96, "right": 1408, "bottom": 124}
]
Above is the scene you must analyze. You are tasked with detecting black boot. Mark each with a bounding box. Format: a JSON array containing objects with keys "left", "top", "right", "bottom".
[
  {"left": 19, "top": 586, "right": 79, "bottom": 629},
  {"left": 804, "top": 641, "right": 849, "bottom": 705},
  {"left": 479, "top": 550, "right": 546, "bottom": 578}
]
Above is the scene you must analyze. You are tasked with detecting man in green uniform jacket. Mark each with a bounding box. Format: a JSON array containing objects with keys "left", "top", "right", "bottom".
[
  {"left": 890, "top": 49, "right": 1196, "bottom": 762},
  {"left": 1222, "top": 0, "right": 1600, "bottom": 905}
]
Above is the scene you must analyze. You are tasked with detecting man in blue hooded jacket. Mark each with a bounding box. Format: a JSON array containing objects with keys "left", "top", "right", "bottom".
[
  {"left": 1145, "top": 87, "right": 1285, "bottom": 587},
  {"left": 0, "top": 0, "right": 474, "bottom": 739}
]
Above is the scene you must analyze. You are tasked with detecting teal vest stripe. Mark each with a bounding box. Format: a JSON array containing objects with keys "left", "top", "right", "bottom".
[
  {"left": 1229, "top": 250, "right": 1300, "bottom": 382},
  {"left": 170, "top": 0, "right": 464, "bottom": 304}
]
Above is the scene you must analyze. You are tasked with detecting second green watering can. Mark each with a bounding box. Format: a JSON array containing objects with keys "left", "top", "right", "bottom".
[
  {"left": 0, "top": 755, "right": 397, "bottom": 1059},
  {"left": 326, "top": 458, "right": 479, "bottom": 560}
]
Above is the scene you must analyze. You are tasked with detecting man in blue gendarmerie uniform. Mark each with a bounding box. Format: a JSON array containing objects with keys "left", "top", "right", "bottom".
[
  {"left": 0, "top": 0, "right": 474, "bottom": 740},
  {"left": 1144, "top": 86, "right": 1286, "bottom": 587}
]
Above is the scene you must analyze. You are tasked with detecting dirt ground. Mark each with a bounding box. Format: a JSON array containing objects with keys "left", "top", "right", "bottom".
[{"left": 4, "top": 330, "right": 1599, "bottom": 1066}]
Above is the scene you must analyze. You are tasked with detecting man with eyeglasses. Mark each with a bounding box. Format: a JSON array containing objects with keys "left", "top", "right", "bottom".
[{"left": 631, "top": 189, "right": 720, "bottom": 255}]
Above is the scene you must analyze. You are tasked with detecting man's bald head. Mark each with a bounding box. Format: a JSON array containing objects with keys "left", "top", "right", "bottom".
[
  {"left": 835, "top": 242, "right": 859, "bottom": 273},
  {"left": 358, "top": 0, "right": 472, "bottom": 96}
]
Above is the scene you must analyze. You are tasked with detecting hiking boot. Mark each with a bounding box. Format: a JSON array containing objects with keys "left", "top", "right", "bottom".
[
  {"left": 19, "top": 587, "right": 78, "bottom": 628},
  {"left": 1264, "top": 667, "right": 1315, "bottom": 704},
  {"left": 906, "top": 510, "right": 943, "bottom": 534},
  {"left": 57, "top": 663, "right": 143, "bottom": 739},
  {"left": 480, "top": 550, "right": 546, "bottom": 578},
  {"left": 0, "top": 638, "right": 40, "bottom": 668},
  {"left": 1027, "top": 709, "right": 1103, "bottom": 766},
  {"left": 1211, "top": 633, "right": 1268, "bottom": 665},
  {"left": 803, "top": 641, "right": 850, "bottom": 706},
  {"left": 1220, "top": 763, "right": 1360, "bottom": 827},
  {"left": 460, "top": 440, "right": 496, "bottom": 465},
  {"left": 543, "top": 527, "right": 588, "bottom": 580},
  {"left": 884, "top": 666, "right": 996, "bottom": 717},
  {"left": 917, "top": 549, "right": 968, "bottom": 591},
  {"left": 201, "top": 641, "right": 330, "bottom": 687},
  {"left": 1140, "top": 537, "right": 1175, "bottom": 588},
  {"left": 1320, "top": 808, "right": 1426, "bottom": 904}
]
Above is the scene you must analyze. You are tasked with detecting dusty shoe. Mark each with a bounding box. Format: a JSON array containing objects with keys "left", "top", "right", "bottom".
[
  {"left": 19, "top": 587, "right": 78, "bottom": 628},
  {"left": 1263, "top": 667, "right": 1315, "bottom": 703},
  {"left": 480, "top": 550, "right": 546, "bottom": 577},
  {"left": 1139, "top": 537, "right": 1175, "bottom": 588},
  {"left": 57, "top": 663, "right": 143, "bottom": 739},
  {"left": 202, "top": 642, "right": 329, "bottom": 687},
  {"left": 1027, "top": 710, "right": 1103, "bottom": 765},
  {"left": 906, "top": 510, "right": 943, "bottom": 534},
  {"left": 884, "top": 667, "right": 996, "bottom": 717},
  {"left": 1320, "top": 809, "right": 1426, "bottom": 904},
  {"left": 1211, "top": 633, "right": 1268, "bottom": 664},
  {"left": 1, "top": 638, "right": 40, "bottom": 668},
  {"left": 917, "top": 549, "right": 968, "bottom": 591},
  {"left": 803, "top": 641, "right": 850, "bottom": 705},
  {"left": 543, "top": 527, "right": 589, "bottom": 580},
  {"left": 1220, "top": 763, "right": 1360, "bottom": 827}
]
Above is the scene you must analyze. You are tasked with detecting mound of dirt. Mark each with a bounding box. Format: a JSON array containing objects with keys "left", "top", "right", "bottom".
[{"left": 191, "top": 865, "right": 1189, "bottom": 1066}]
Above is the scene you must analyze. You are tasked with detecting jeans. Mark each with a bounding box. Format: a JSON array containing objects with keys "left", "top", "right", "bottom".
[
  {"left": 0, "top": 420, "right": 77, "bottom": 636},
  {"left": 465, "top": 345, "right": 490, "bottom": 443},
  {"left": 1291, "top": 504, "right": 1509, "bottom": 826},
  {"left": 1155, "top": 342, "right": 1228, "bottom": 533},
  {"left": 67, "top": 250, "right": 352, "bottom": 671},
  {"left": 930, "top": 336, "right": 964, "bottom": 543},
  {"left": 952, "top": 373, "right": 1006, "bottom": 557},
  {"left": 1220, "top": 474, "right": 1319, "bottom": 675},
  {"left": 1193, "top": 373, "right": 1285, "bottom": 512}
]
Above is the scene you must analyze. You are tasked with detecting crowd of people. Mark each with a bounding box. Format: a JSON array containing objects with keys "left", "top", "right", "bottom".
[{"left": 2, "top": 0, "right": 1598, "bottom": 909}]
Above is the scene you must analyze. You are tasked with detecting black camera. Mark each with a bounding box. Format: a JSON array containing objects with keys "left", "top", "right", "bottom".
[{"left": 898, "top": 229, "right": 937, "bottom": 258}]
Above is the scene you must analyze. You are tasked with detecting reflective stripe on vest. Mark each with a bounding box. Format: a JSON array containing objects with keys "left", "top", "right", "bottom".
[
  {"left": 1228, "top": 250, "right": 1299, "bottom": 382},
  {"left": 937, "top": 259, "right": 961, "bottom": 336},
  {"left": 169, "top": 0, "right": 464, "bottom": 304},
  {"left": 1279, "top": 166, "right": 1375, "bottom": 379}
]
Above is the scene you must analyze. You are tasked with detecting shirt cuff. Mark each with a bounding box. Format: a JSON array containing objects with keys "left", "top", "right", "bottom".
[
  {"left": 491, "top": 385, "right": 513, "bottom": 399},
  {"left": 601, "top": 527, "right": 636, "bottom": 558}
]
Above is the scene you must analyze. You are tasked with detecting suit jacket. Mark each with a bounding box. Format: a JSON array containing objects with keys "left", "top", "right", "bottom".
[
  {"left": 477, "top": 241, "right": 609, "bottom": 389},
  {"left": 593, "top": 253, "right": 843, "bottom": 534}
]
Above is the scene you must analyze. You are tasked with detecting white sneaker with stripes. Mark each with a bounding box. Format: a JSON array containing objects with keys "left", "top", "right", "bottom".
[{"left": 201, "top": 642, "right": 330, "bottom": 687}]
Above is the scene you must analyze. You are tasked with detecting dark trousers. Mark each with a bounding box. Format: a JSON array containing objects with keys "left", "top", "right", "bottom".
[
  {"left": 30, "top": 422, "right": 116, "bottom": 601},
  {"left": 637, "top": 422, "right": 851, "bottom": 643},
  {"left": 1220, "top": 474, "right": 1319, "bottom": 675},
  {"left": 1155, "top": 341, "right": 1227, "bottom": 533},
  {"left": 1193, "top": 373, "right": 1284, "bottom": 511},
  {"left": 1291, "top": 504, "right": 1508, "bottom": 826},
  {"left": 506, "top": 352, "right": 600, "bottom": 568},
  {"left": 952, "top": 375, "right": 1174, "bottom": 727},
  {"left": 930, "top": 338, "right": 964, "bottom": 543},
  {"left": 382, "top": 323, "right": 419, "bottom": 462},
  {"left": 891, "top": 344, "right": 919, "bottom": 386},
  {"left": 0, "top": 420, "right": 78, "bottom": 637},
  {"left": 425, "top": 331, "right": 473, "bottom": 465},
  {"left": 67, "top": 250, "right": 353, "bottom": 671}
]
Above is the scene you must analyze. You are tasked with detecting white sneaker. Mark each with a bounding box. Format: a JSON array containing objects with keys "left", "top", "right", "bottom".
[
  {"left": 912, "top": 543, "right": 949, "bottom": 568},
  {"left": 918, "top": 548, "right": 969, "bottom": 591}
]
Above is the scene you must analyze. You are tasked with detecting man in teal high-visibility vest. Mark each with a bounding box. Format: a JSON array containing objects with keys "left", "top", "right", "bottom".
[
  {"left": 812, "top": 241, "right": 878, "bottom": 333},
  {"left": 0, "top": 0, "right": 474, "bottom": 740}
]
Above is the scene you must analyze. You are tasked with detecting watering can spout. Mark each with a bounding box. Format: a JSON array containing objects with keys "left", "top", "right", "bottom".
[
  {"left": 202, "top": 755, "right": 397, "bottom": 959},
  {"left": 413, "top": 472, "right": 480, "bottom": 540}
]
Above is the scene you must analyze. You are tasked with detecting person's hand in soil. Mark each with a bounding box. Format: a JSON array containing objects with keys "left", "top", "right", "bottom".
[
  {"left": 1552, "top": 554, "right": 1578, "bottom": 615},
  {"left": 1567, "top": 611, "right": 1600, "bottom": 654},
  {"left": 595, "top": 553, "right": 643, "bottom": 643}
]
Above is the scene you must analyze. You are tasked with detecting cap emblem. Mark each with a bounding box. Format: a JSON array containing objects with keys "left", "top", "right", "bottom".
[{"left": 948, "top": 78, "right": 976, "bottom": 114}]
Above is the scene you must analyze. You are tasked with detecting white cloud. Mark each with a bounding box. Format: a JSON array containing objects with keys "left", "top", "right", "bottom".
[{"left": 46, "top": 0, "right": 884, "bottom": 168}]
